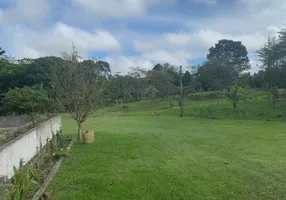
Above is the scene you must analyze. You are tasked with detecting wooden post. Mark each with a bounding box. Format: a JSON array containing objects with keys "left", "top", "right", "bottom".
[{"left": 179, "top": 65, "right": 184, "bottom": 117}]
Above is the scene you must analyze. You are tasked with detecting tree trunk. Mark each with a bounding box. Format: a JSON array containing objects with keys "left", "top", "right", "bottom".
[
  {"left": 233, "top": 101, "right": 237, "bottom": 111},
  {"left": 179, "top": 65, "right": 184, "bottom": 117},
  {"left": 77, "top": 121, "right": 82, "bottom": 140}
]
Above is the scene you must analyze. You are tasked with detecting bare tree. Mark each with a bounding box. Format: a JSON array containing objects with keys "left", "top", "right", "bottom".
[{"left": 52, "top": 46, "right": 106, "bottom": 139}]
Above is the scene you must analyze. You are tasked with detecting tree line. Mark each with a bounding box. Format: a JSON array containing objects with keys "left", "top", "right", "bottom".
[{"left": 0, "top": 29, "right": 285, "bottom": 137}]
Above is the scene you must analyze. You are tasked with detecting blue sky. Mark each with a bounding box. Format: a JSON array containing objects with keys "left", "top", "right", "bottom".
[{"left": 0, "top": 0, "right": 285, "bottom": 73}]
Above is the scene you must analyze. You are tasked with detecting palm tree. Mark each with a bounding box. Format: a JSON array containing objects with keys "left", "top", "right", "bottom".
[{"left": 226, "top": 85, "right": 243, "bottom": 110}]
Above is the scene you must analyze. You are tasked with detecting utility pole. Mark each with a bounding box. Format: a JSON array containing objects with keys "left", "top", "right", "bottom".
[{"left": 179, "top": 65, "right": 184, "bottom": 117}]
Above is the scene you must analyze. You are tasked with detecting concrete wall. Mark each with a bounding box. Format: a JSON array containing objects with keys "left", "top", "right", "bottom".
[
  {"left": 0, "top": 116, "right": 32, "bottom": 129},
  {"left": 0, "top": 116, "right": 61, "bottom": 180}
]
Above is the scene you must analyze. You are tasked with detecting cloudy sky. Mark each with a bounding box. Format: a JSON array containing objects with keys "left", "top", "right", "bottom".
[{"left": 0, "top": 0, "right": 285, "bottom": 73}]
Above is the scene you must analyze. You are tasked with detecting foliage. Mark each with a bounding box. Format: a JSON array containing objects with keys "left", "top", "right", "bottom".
[
  {"left": 122, "top": 105, "right": 129, "bottom": 113},
  {"left": 187, "top": 91, "right": 223, "bottom": 100},
  {"left": 8, "top": 166, "right": 38, "bottom": 200},
  {"left": 6, "top": 130, "right": 72, "bottom": 200},
  {"left": 197, "top": 58, "right": 233, "bottom": 90},
  {"left": 257, "top": 29, "right": 286, "bottom": 88},
  {"left": 225, "top": 85, "right": 244, "bottom": 110},
  {"left": 0, "top": 47, "right": 5, "bottom": 56},
  {"left": 207, "top": 39, "right": 250, "bottom": 74},
  {"left": 145, "top": 85, "right": 158, "bottom": 100},
  {"left": 182, "top": 70, "right": 192, "bottom": 86},
  {"left": 269, "top": 87, "right": 280, "bottom": 107},
  {"left": 1, "top": 85, "right": 53, "bottom": 115},
  {"left": 147, "top": 65, "right": 179, "bottom": 98}
]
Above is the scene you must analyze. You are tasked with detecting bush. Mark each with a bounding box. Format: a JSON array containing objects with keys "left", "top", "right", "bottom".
[
  {"left": 187, "top": 91, "right": 223, "bottom": 100},
  {"left": 1, "top": 85, "right": 53, "bottom": 115}
]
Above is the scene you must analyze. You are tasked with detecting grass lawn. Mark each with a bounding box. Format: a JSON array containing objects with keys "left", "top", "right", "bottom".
[{"left": 47, "top": 116, "right": 286, "bottom": 200}]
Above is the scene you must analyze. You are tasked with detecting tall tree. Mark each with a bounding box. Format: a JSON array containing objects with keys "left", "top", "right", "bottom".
[
  {"left": 257, "top": 36, "right": 279, "bottom": 69},
  {"left": 0, "top": 47, "right": 5, "bottom": 56},
  {"left": 207, "top": 39, "right": 250, "bottom": 75},
  {"left": 182, "top": 70, "right": 192, "bottom": 86},
  {"left": 197, "top": 58, "right": 233, "bottom": 91},
  {"left": 153, "top": 63, "right": 163, "bottom": 71},
  {"left": 257, "top": 29, "right": 286, "bottom": 87},
  {"left": 82, "top": 59, "right": 111, "bottom": 75},
  {"left": 52, "top": 47, "right": 106, "bottom": 139}
]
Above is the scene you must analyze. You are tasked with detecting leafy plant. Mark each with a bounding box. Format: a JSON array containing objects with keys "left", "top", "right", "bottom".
[
  {"left": 225, "top": 85, "right": 244, "bottom": 110},
  {"left": 145, "top": 85, "right": 158, "bottom": 100},
  {"left": 270, "top": 87, "right": 280, "bottom": 107},
  {"left": 8, "top": 166, "right": 38, "bottom": 200},
  {"left": 122, "top": 105, "right": 129, "bottom": 113}
]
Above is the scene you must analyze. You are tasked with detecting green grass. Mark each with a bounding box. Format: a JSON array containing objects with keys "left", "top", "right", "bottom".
[
  {"left": 94, "top": 98, "right": 286, "bottom": 122},
  {"left": 47, "top": 116, "right": 286, "bottom": 200}
]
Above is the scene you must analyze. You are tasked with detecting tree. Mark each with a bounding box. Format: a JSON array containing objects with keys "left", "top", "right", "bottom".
[
  {"left": 82, "top": 59, "right": 111, "bottom": 75},
  {"left": 147, "top": 70, "right": 176, "bottom": 98},
  {"left": 257, "top": 29, "right": 286, "bottom": 88},
  {"left": 182, "top": 70, "right": 192, "bottom": 86},
  {"left": 225, "top": 85, "right": 244, "bottom": 110},
  {"left": 257, "top": 36, "right": 279, "bottom": 69},
  {"left": 197, "top": 58, "right": 233, "bottom": 91},
  {"left": 0, "top": 47, "right": 5, "bottom": 56},
  {"left": 207, "top": 39, "right": 250, "bottom": 75},
  {"left": 1, "top": 85, "right": 52, "bottom": 115},
  {"left": 52, "top": 47, "right": 106, "bottom": 139},
  {"left": 145, "top": 85, "right": 158, "bottom": 100},
  {"left": 153, "top": 63, "right": 163, "bottom": 71}
]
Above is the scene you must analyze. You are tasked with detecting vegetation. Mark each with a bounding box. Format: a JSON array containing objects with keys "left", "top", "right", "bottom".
[
  {"left": 0, "top": 29, "right": 286, "bottom": 119},
  {"left": 3, "top": 131, "right": 72, "bottom": 200},
  {"left": 47, "top": 115, "right": 286, "bottom": 200},
  {"left": 225, "top": 85, "right": 244, "bottom": 110},
  {"left": 1, "top": 85, "right": 53, "bottom": 116},
  {"left": 52, "top": 46, "right": 107, "bottom": 139},
  {"left": 0, "top": 26, "right": 286, "bottom": 200}
]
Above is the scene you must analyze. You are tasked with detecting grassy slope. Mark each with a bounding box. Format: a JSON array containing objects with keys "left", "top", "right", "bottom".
[
  {"left": 94, "top": 98, "right": 286, "bottom": 121},
  {"left": 48, "top": 116, "right": 286, "bottom": 200}
]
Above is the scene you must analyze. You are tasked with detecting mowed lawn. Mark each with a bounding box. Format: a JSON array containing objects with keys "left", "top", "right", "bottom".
[{"left": 47, "top": 116, "right": 286, "bottom": 200}]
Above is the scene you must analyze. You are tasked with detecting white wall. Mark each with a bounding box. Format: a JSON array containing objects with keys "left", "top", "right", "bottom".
[{"left": 0, "top": 116, "right": 61, "bottom": 180}]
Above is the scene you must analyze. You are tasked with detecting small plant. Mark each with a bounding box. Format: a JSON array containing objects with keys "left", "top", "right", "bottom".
[
  {"left": 130, "top": 152, "right": 137, "bottom": 159},
  {"left": 49, "top": 130, "right": 70, "bottom": 158},
  {"left": 270, "top": 87, "right": 280, "bottom": 107},
  {"left": 122, "top": 105, "right": 129, "bottom": 113},
  {"left": 8, "top": 166, "right": 38, "bottom": 200},
  {"left": 225, "top": 85, "right": 244, "bottom": 111}
]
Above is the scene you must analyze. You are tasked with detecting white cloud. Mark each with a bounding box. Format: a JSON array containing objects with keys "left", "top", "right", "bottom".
[
  {"left": 165, "top": 30, "right": 265, "bottom": 52},
  {"left": 71, "top": 0, "right": 174, "bottom": 18},
  {"left": 106, "top": 55, "right": 154, "bottom": 74},
  {"left": 0, "top": 0, "right": 50, "bottom": 25},
  {"left": 132, "top": 29, "right": 265, "bottom": 69},
  {"left": 5, "top": 22, "right": 120, "bottom": 59},
  {"left": 1, "top": 0, "right": 285, "bottom": 74},
  {"left": 130, "top": 0, "right": 286, "bottom": 72},
  {"left": 142, "top": 50, "right": 190, "bottom": 66}
]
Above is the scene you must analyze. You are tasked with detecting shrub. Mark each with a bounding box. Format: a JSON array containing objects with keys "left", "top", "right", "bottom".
[
  {"left": 1, "top": 85, "right": 53, "bottom": 115},
  {"left": 187, "top": 91, "right": 223, "bottom": 100}
]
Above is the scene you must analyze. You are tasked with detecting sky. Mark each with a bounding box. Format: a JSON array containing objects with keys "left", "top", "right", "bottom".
[{"left": 0, "top": 0, "right": 285, "bottom": 74}]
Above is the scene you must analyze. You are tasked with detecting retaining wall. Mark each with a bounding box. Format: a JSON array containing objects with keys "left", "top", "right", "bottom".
[
  {"left": 0, "top": 116, "right": 61, "bottom": 180},
  {"left": 0, "top": 116, "right": 32, "bottom": 129}
]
